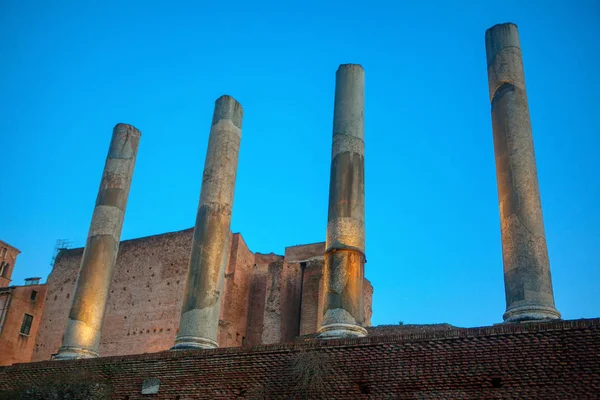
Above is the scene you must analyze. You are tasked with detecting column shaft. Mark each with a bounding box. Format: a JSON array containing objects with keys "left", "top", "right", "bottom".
[
  {"left": 55, "top": 123, "right": 141, "bottom": 359},
  {"left": 485, "top": 23, "right": 560, "bottom": 322},
  {"left": 319, "top": 64, "right": 367, "bottom": 338},
  {"left": 173, "top": 95, "right": 243, "bottom": 349}
]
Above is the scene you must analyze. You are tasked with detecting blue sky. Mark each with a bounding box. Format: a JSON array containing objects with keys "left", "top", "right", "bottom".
[{"left": 1, "top": 1, "right": 598, "bottom": 328}]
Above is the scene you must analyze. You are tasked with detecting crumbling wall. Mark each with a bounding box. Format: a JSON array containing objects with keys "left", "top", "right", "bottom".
[
  {"left": 289, "top": 242, "right": 373, "bottom": 336},
  {"left": 280, "top": 261, "right": 303, "bottom": 341},
  {"left": 32, "top": 249, "right": 82, "bottom": 361},
  {"left": 99, "top": 229, "right": 194, "bottom": 357},
  {"left": 261, "top": 261, "right": 284, "bottom": 345},
  {"left": 33, "top": 229, "right": 194, "bottom": 361},
  {"left": 245, "top": 263, "right": 268, "bottom": 347},
  {"left": 30, "top": 231, "right": 374, "bottom": 362},
  {"left": 218, "top": 233, "right": 254, "bottom": 347},
  {"left": 363, "top": 278, "right": 373, "bottom": 326},
  {"left": 299, "top": 260, "right": 325, "bottom": 335}
]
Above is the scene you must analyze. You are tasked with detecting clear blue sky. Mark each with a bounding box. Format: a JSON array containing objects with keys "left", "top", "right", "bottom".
[{"left": 1, "top": 1, "right": 598, "bottom": 328}]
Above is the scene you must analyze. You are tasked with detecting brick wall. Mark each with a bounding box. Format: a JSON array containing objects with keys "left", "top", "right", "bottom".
[
  {"left": 1, "top": 319, "right": 598, "bottom": 399},
  {"left": 299, "top": 260, "right": 325, "bottom": 335},
  {"left": 28, "top": 229, "right": 373, "bottom": 363},
  {"left": 0, "top": 284, "right": 47, "bottom": 366},
  {"left": 245, "top": 263, "right": 268, "bottom": 347},
  {"left": 218, "top": 233, "right": 253, "bottom": 348},
  {"left": 34, "top": 229, "right": 195, "bottom": 361}
]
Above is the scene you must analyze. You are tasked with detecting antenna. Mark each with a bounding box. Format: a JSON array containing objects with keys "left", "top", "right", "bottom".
[{"left": 50, "top": 239, "right": 72, "bottom": 268}]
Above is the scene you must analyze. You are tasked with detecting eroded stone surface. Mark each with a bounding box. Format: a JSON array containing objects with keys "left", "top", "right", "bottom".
[
  {"left": 56, "top": 124, "right": 141, "bottom": 360},
  {"left": 321, "top": 64, "right": 367, "bottom": 338},
  {"left": 174, "top": 96, "right": 243, "bottom": 349},
  {"left": 485, "top": 23, "right": 559, "bottom": 322}
]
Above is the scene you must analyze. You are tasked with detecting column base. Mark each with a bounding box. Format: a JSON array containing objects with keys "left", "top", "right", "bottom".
[
  {"left": 503, "top": 304, "right": 561, "bottom": 323},
  {"left": 53, "top": 346, "right": 99, "bottom": 360},
  {"left": 171, "top": 336, "right": 218, "bottom": 350},
  {"left": 317, "top": 323, "right": 367, "bottom": 339}
]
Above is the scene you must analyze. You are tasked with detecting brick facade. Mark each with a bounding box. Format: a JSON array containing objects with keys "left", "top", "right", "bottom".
[
  {"left": 0, "top": 284, "right": 47, "bottom": 366},
  {"left": 1, "top": 318, "right": 598, "bottom": 399},
  {"left": 30, "top": 229, "right": 373, "bottom": 362}
]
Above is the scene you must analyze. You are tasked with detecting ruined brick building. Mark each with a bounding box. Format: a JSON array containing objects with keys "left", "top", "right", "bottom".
[
  {"left": 32, "top": 230, "right": 372, "bottom": 361},
  {"left": 0, "top": 23, "right": 598, "bottom": 398}
]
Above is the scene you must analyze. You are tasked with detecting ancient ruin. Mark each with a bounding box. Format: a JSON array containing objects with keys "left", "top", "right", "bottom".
[
  {"left": 174, "top": 95, "right": 244, "bottom": 350},
  {"left": 485, "top": 23, "right": 561, "bottom": 322},
  {"left": 55, "top": 123, "right": 141, "bottom": 359},
  {"left": 319, "top": 64, "right": 367, "bottom": 338},
  {"left": 0, "top": 22, "right": 595, "bottom": 399}
]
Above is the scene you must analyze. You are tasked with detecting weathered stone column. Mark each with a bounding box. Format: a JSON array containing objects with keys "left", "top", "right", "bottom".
[
  {"left": 173, "top": 95, "right": 243, "bottom": 349},
  {"left": 318, "top": 64, "right": 367, "bottom": 338},
  {"left": 55, "top": 123, "right": 141, "bottom": 360},
  {"left": 485, "top": 23, "right": 561, "bottom": 322}
]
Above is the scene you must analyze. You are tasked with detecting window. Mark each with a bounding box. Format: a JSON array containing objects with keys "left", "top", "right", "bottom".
[
  {"left": 20, "top": 314, "right": 33, "bottom": 335},
  {"left": 30, "top": 290, "right": 38, "bottom": 301},
  {"left": 0, "top": 263, "right": 8, "bottom": 278},
  {"left": 1, "top": 248, "right": 6, "bottom": 258},
  {"left": 0, "top": 262, "right": 5, "bottom": 277}
]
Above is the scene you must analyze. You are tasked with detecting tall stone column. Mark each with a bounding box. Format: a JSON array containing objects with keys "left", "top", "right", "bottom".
[
  {"left": 485, "top": 23, "right": 561, "bottom": 322},
  {"left": 173, "top": 95, "right": 243, "bottom": 349},
  {"left": 318, "top": 64, "right": 367, "bottom": 338},
  {"left": 55, "top": 123, "right": 141, "bottom": 360}
]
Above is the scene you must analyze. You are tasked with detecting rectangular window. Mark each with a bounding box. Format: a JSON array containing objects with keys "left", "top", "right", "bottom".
[
  {"left": 1, "top": 263, "right": 9, "bottom": 278},
  {"left": 20, "top": 314, "right": 33, "bottom": 335},
  {"left": 30, "top": 290, "right": 38, "bottom": 301}
]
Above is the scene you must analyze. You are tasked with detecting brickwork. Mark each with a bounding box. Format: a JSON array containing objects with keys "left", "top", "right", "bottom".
[
  {"left": 33, "top": 229, "right": 194, "bottom": 361},
  {"left": 246, "top": 263, "right": 268, "bottom": 347},
  {"left": 29, "top": 229, "right": 373, "bottom": 363},
  {"left": 299, "top": 260, "right": 325, "bottom": 335},
  {"left": 218, "top": 233, "right": 253, "bottom": 348},
  {"left": 0, "top": 241, "right": 20, "bottom": 288},
  {"left": 280, "top": 261, "right": 303, "bottom": 341},
  {"left": 0, "top": 284, "right": 47, "bottom": 366},
  {"left": 1, "top": 318, "right": 598, "bottom": 399}
]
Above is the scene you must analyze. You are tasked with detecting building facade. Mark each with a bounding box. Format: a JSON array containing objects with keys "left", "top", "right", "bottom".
[{"left": 0, "top": 241, "right": 48, "bottom": 366}]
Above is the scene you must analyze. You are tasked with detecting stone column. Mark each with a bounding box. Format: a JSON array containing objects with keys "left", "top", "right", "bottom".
[
  {"left": 485, "top": 23, "right": 561, "bottom": 322},
  {"left": 318, "top": 64, "right": 367, "bottom": 338},
  {"left": 173, "top": 95, "right": 243, "bottom": 349},
  {"left": 55, "top": 123, "right": 141, "bottom": 359}
]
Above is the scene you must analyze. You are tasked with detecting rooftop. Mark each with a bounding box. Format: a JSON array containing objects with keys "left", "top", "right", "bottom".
[{"left": 1, "top": 318, "right": 598, "bottom": 398}]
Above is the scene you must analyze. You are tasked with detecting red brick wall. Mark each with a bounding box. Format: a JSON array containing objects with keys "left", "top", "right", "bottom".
[
  {"left": 261, "top": 260, "right": 284, "bottom": 344},
  {"left": 245, "top": 264, "right": 268, "bottom": 347},
  {"left": 299, "top": 260, "right": 324, "bottom": 335},
  {"left": 29, "top": 230, "right": 374, "bottom": 363},
  {"left": 33, "top": 229, "right": 195, "bottom": 361},
  {"left": 1, "top": 319, "right": 598, "bottom": 399},
  {"left": 31, "top": 249, "right": 81, "bottom": 361},
  {"left": 0, "top": 284, "right": 47, "bottom": 366},
  {"left": 280, "top": 262, "right": 303, "bottom": 341}
]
